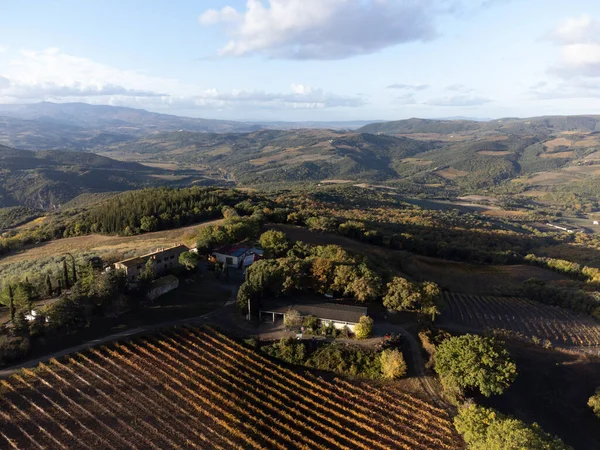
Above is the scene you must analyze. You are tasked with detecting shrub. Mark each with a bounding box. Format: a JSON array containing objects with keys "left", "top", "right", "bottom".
[
  {"left": 589, "top": 388, "right": 600, "bottom": 419},
  {"left": 380, "top": 349, "right": 407, "bottom": 379},
  {"left": 283, "top": 310, "right": 302, "bottom": 329},
  {"left": 302, "top": 315, "right": 318, "bottom": 331},
  {"left": 354, "top": 315, "right": 374, "bottom": 339}
]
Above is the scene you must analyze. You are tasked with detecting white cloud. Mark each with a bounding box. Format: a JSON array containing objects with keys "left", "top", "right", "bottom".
[
  {"left": 291, "top": 83, "right": 313, "bottom": 95},
  {"left": 446, "top": 83, "right": 474, "bottom": 93},
  {"left": 424, "top": 95, "right": 492, "bottom": 106},
  {"left": 0, "top": 47, "right": 364, "bottom": 111},
  {"left": 199, "top": 0, "right": 440, "bottom": 60},
  {"left": 547, "top": 15, "right": 600, "bottom": 78},
  {"left": 548, "top": 14, "right": 600, "bottom": 45},
  {"left": 387, "top": 83, "right": 429, "bottom": 91},
  {"left": 0, "top": 45, "right": 8, "bottom": 53},
  {"left": 395, "top": 93, "right": 418, "bottom": 104},
  {"left": 529, "top": 79, "right": 600, "bottom": 100}
]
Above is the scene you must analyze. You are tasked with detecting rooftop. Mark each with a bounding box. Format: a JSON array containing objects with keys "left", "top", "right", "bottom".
[
  {"left": 214, "top": 244, "right": 249, "bottom": 258},
  {"left": 261, "top": 299, "right": 367, "bottom": 324},
  {"left": 115, "top": 244, "right": 189, "bottom": 268}
]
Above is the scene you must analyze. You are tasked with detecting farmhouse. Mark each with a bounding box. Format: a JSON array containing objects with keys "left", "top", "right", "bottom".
[
  {"left": 113, "top": 244, "right": 188, "bottom": 282},
  {"left": 259, "top": 300, "right": 367, "bottom": 333},
  {"left": 211, "top": 244, "right": 250, "bottom": 268}
]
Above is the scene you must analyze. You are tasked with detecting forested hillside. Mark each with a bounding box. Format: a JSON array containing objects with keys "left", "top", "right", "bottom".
[{"left": 0, "top": 145, "right": 183, "bottom": 209}]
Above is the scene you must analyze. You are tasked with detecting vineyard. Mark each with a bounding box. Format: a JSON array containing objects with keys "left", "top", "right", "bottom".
[
  {"left": 443, "top": 292, "right": 600, "bottom": 347},
  {"left": 0, "top": 326, "right": 464, "bottom": 449}
]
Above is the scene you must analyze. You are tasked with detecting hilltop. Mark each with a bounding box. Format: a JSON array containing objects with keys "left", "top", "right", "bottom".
[{"left": 358, "top": 115, "right": 600, "bottom": 136}]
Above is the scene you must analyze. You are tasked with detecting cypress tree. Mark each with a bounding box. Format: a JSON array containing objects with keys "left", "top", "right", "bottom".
[
  {"left": 46, "top": 274, "right": 53, "bottom": 297},
  {"left": 8, "top": 284, "right": 14, "bottom": 322},
  {"left": 72, "top": 260, "right": 77, "bottom": 284},
  {"left": 63, "top": 260, "right": 70, "bottom": 289}
]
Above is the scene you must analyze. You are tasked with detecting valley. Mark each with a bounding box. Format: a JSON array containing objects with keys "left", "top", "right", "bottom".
[{"left": 1, "top": 103, "right": 600, "bottom": 450}]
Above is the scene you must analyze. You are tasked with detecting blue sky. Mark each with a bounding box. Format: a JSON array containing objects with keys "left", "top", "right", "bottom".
[{"left": 0, "top": 0, "right": 599, "bottom": 121}]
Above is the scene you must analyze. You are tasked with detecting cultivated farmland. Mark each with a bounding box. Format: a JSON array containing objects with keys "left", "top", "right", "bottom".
[
  {"left": 443, "top": 292, "right": 600, "bottom": 347},
  {"left": 0, "top": 326, "right": 464, "bottom": 449}
]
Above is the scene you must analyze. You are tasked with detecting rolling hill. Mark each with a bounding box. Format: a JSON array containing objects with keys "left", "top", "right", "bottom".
[
  {"left": 101, "top": 128, "right": 435, "bottom": 184},
  {"left": 0, "top": 144, "right": 215, "bottom": 209},
  {"left": 358, "top": 115, "right": 600, "bottom": 136}
]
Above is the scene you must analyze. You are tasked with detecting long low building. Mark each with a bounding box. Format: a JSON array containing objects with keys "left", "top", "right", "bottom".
[
  {"left": 259, "top": 300, "right": 367, "bottom": 332},
  {"left": 114, "top": 244, "right": 189, "bottom": 282}
]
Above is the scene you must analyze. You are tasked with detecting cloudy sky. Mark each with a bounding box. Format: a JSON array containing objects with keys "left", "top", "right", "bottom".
[{"left": 0, "top": 0, "right": 599, "bottom": 121}]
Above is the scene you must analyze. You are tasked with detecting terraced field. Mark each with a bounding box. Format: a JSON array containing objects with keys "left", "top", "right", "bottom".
[
  {"left": 0, "top": 326, "right": 464, "bottom": 449},
  {"left": 443, "top": 292, "right": 600, "bottom": 347}
]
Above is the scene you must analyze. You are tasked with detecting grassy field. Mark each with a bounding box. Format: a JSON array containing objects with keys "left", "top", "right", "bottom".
[
  {"left": 0, "top": 219, "right": 224, "bottom": 267},
  {"left": 404, "top": 255, "right": 567, "bottom": 295},
  {"left": 0, "top": 326, "right": 464, "bottom": 449}
]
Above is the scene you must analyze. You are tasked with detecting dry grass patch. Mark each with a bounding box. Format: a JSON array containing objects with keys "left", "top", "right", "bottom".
[
  {"left": 477, "top": 150, "right": 511, "bottom": 156},
  {"left": 544, "top": 137, "right": 573, "bottom": 151},
  {"left": 0, "top": 220, "right": 223, "bottom": 266},
  {"left": 436, "top": 168, "right": 468, "bottom": 180},
  {"left": 401, "top": 158, "right": 434, "bottom": 166},
  {"left": 540, "top": 151, "right": 575, "bottom": 159}
]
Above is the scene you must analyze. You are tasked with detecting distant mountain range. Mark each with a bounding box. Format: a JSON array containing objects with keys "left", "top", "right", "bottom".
[
  {"left": 1, "top": 102, "right": 600, "bottom": 212},
  {"left": 358, "top": 115, "right": 600, "bottom": 135},
  {"left": 0, "top": 102, "right": 380, "bottom": 151}
]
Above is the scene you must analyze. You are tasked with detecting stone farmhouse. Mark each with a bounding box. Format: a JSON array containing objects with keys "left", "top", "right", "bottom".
[{"left": 113, "top": 244, "right": 189, "bottom": 282}]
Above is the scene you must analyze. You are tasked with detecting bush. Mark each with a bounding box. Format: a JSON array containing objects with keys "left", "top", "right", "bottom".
[
  {"left": 283, "top": 310, "right": 302, "bottom": 329},
  {"left": 454, "top": 403, "right": 571, "bottom": 450},
  {"left": 354, "top": 315, "right": 374, "bottom": 339},
  {"left": 0, "top": 334, "right": 29, "bottom": 365},
  {"left": 302, "top": 315, "right": 318, "bottom": 331},
  {"left": 434, "top": 334, "right": 517, "bottom": 398},
  {"left": 380, "top": 349, "right": 407, "bottom": 379},
  {"left": 589, "top": 388, "right": 600, "bottom": 419}
]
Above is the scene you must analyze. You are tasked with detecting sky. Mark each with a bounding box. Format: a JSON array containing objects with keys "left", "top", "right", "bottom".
[{"left": 0, "top": 0, "right": 599, "bottom": 121}]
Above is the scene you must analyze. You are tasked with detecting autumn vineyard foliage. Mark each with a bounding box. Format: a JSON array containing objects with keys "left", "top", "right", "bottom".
[
  {"left": 0, "top": 326, "right": 464, "bottom": 449},
  {"left": 443, "top": 292, "right": 600, "bottom": 347}
]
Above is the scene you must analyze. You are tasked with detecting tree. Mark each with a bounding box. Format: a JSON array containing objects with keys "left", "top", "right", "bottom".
[
  {"left": 331, "top": 264, "right": 358, "bottom": 296},
  {"left": 354, "top": 315, "right": 374, "bottom": 339},
  {"left": 589, "top": 388, "right": 600, "bottom": 419},
  {"left": 454, "top": 403, "right": 571, "bottom": 450},
  {"left": 283, "top": 310, "right": 302, "bottom": 329},
  {"left": 259, "top": 230, "right": 290, "bottom": 257},
  {"left": 8, "top": 285, "right": 14, "bottom": 322},
  {"left": 71, "top": 259, "right": 77, "bottom": 284},
  {"left": 45, "top": 274, "right": 53, "bottom": 297},
  {"left": 179, "top": 251, "right": 200, "bottom": 271},
  {"left": 420, "top": 281, "right": 442, "bottom": 321},
  {"left": 140, "top": 215, "right": 159, "bottom": 232},
  {"left": 63, "top": 260, "right": 70, "bottom": 289},
  {"left": 434, "top": 334, "right": 517, "bottom": 398},
  {"left": 305, "top": 216, "right": 337, "bottom": 232},
  {"left": 380, "top": 349, "right": 407, "bottom": 379},
  {"left": 383, "top": 277, "right": 422, "bottom": 311},
  {"left": 347, "top": 265, "right": 381, "bottom": 302}
]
